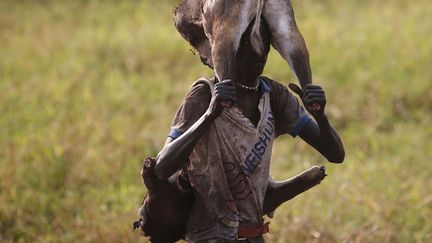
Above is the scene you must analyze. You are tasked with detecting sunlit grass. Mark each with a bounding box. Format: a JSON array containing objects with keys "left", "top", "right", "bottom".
[{"left": 1, "top": 0, "right": 431, "bottom": 242}]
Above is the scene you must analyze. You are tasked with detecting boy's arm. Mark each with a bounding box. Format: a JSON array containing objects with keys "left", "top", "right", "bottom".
[
  {"left": 154, "top": 80, "right": 236, "bottom": 180},
  {"left": 289, "top": 83, "right": 345, "bottom": 163}
]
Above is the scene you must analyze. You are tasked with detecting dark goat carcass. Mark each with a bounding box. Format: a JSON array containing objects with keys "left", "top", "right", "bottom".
[{"left": 133, "top": 157, "right": 326, "bottom": 242}]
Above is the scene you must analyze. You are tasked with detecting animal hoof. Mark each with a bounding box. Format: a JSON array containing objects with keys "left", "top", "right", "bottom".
[
  {"left": 319, "top": 166, "right": 327, "bottom": 178},
  {"left": 141, "top": 157, "right": 156, "bottom": 181},
  {"left": 307, "top": 166, "right": 327, "bottom": 183},
  {"left": 144, "top": 157, "right": 155, "bottom": 169}
]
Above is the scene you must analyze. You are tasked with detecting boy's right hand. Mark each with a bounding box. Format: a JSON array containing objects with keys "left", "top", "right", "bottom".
[{"left": 209, "top": 79, "right": 236, "bottom": 115}]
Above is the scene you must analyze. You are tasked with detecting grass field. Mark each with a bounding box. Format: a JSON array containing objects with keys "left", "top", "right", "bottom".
[{"left": 1, "top": 0, "right": 431, "bottom": 242}]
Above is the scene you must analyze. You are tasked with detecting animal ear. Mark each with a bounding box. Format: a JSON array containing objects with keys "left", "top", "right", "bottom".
[{"left": 288, "top": 83, "right": 302, "bottom": 97}]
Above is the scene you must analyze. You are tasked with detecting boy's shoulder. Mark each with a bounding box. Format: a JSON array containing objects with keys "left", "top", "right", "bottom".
[{"left": 260, "top": 75, "right": 286, "bottom": 92}]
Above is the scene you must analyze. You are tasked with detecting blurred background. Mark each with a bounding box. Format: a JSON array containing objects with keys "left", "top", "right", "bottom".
[{"left": 1, "top": 0, "right": 431, "bottom": 242}]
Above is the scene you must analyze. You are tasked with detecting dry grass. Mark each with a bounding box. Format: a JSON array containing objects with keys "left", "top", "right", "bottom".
[{"left": 1, "top": 0, "right": 431, "bottom": 242}]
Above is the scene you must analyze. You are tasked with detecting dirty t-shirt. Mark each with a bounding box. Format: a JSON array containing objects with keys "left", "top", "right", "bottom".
[{"left": 168, "top": 76, "right": 310, "bottom": 242}]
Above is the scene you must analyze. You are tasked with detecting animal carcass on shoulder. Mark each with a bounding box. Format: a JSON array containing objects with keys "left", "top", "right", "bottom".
[{"left": 174, "top": 0, "right": 313, "bottom": 88}]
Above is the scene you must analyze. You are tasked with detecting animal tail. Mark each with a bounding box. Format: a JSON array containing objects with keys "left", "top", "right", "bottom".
[{"left": 250, "top": 0, "right": 264, "bottom": 55}]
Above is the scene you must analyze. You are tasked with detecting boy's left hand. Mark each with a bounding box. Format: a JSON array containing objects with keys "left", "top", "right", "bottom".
[{"left": 288, "top": 83, "right": 326, "bottom": 119}]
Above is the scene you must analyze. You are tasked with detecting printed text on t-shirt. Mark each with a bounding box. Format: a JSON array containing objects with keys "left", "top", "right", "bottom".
[{"left": 243, "top": 111, "right": 275, "bottom": 175}]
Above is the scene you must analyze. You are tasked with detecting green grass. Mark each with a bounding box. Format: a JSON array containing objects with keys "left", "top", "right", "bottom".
[{"left": 1, "top": 0, "right": 431, "bottom": 242}]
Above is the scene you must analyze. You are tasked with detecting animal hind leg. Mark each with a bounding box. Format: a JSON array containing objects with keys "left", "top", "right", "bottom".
[
  {"left": 263, "top": 0, "right": 312, "bottom": 88},
  {"left": 263, "top": 166, "right": 326, "bottom": 215}
]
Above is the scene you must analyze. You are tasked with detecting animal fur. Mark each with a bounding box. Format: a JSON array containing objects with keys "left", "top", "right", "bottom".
[{"left": 174, "top": 0, "right": 312, "bottom": 87}]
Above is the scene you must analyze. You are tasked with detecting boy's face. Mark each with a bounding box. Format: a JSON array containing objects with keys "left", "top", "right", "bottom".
[{"left": 234, "top": 21, "right": 272, "bottom": 79}]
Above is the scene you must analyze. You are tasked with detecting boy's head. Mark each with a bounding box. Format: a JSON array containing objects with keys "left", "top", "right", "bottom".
[{"left": 234, "top": 18, "right": 272, "bottom": 79}]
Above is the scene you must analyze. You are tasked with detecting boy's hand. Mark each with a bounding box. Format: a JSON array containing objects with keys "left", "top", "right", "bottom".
[
  {"left": 209, "top": 79, "right": 236, "bottom": 116},
  {"left": 289, "top": 83, "right": 326, "bottom": 119}
]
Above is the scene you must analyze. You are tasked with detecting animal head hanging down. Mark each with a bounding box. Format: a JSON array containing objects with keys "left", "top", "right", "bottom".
[{"left": 174, "top": 0, "right": 265, "bottom": 81}]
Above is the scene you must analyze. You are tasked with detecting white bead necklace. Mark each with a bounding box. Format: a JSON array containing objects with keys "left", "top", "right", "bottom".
[{"left": 235, "top": 78, "right": 259, "bottom": 91}]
